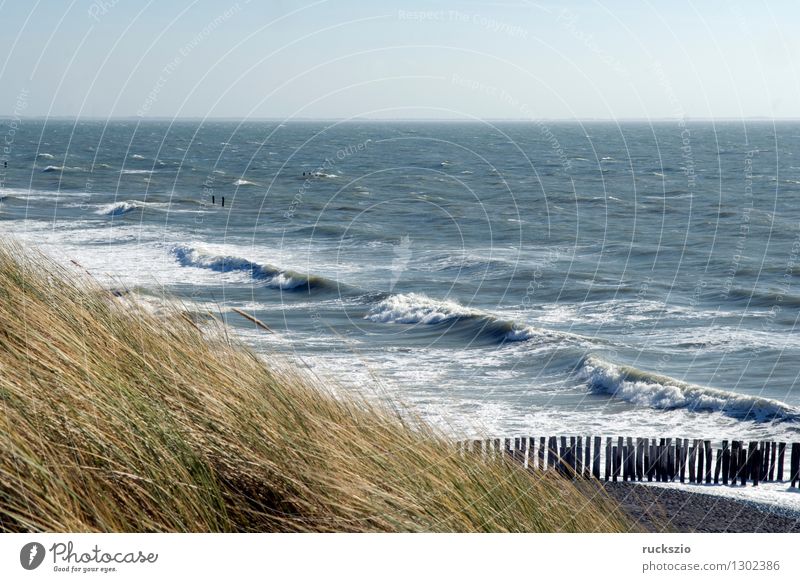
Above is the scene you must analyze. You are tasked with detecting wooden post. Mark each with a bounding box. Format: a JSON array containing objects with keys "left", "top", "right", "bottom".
[
  {"left": 656, "top": 438, "right": 664, "bottom": 482},
  {"left": 645, "top": 440, "right": 652, "bottom": 482},
  {"left": 714, "top": 446, "right": 722, "bottom": 484},
  {"left": 679, "top": 438, "right": 688, "bottom": 483},
  {"left": 513, "top": 437, "right": 521, "bottom": 464},
  {"left": 688, "top": 441, "right": 697, "bottom": 483},
  {"left": 704, "top": 440, "right": 712, "bottom": 484},
  {"left": 777, "top": 442, "right": 786, "bottom": 482},
  {"left": 523, "top": 437, "right": 531, "bottom": 469},
  {"left": 593, "top": 436, "right": 601, "bottom": 479},
  {"left": 548, "top": 437, "right": 557, "bottom": 470},
  {"left": 570, "top": 436, "right": 578, "bottom": 477},
  {"left": 768, "top": 442, "right": 776, "bottom": 482},
  {"left": 753, "top": 447, "right": 762, "bottom": 487},
  {"left": 721, "top": 441, "right": 729, "bottom": 485},
  {"left": 584, "top": 436, "right": 591, "bottom": 478},
  {"left": 494, "top": 438, "right": 501, "bottom": 457},
  {"left": 665, "top": 438, "right": 674, "bottom": 481},
  {"left": 504, "top": 438, "right": 512, "bottom": 460},
  {"left": 625, "top": 437, "right": 633, "bottom": 481},
  {"left": 729, "top": 441, "right": 738, "bottom": 485},
  {"left": 665, "top": 438, "right": 672, "bottom": 482},
  {"left": 612, "top": 445, "right": 620, "bottom": 482},
  {"left": 747, "top": 441, "right": 757, "bottom": 485},
  {"left": 539, "top": 437, "right": 546, "bottom": 470},
  {"left": 611, "top": 448, "right": 619, "bottom": 481},
  {"left": 739, "top": 441, "right": 748, "bottom": 486},
  {"left": 699, "top": 440, "right": 705, "bottom": 483},
  {"left": 791, "top": 443, "right": 800, "bottom": 487},
  {"left": 696, "top": 439, "right": 704, "bottom": 484},
  {"left": 560, "top": 436, "right": 568, "bottom": 476},
  {"left": 674, "top": 439, "right": 682, "bottom": 483},
  {"left": 652, "top": 439, "right": 659, "bottom": 482},
  {"left": 605, "top": 437, "right": 612, "bottom": 481},
  {"left": 635, "top": 438, "right": 644, "bottom": 481},
  {"left": 628, "top": 441, "right": 635, "bottom": 481},
  {"left": 621, "top": 444, "right": 629, "bottom": 481}
]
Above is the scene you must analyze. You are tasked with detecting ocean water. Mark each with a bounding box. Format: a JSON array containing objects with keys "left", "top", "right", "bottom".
[{"left": 2, "top": 119, "right": 800, "bottom": 444}]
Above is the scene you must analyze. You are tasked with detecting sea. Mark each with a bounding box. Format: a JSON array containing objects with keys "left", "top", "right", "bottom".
[{"left": 2, "top": 119, "right": 800, "bottom": 453}]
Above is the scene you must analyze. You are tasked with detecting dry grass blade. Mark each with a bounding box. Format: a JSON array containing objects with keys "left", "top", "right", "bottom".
[{"left": 231, "top": 307, "right": 273, "bottom": 333}]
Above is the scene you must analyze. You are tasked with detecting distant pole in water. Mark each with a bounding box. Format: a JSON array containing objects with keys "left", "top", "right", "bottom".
[
  {"left": 212, "top": 195, "right": 215, "bottom": 205},
  {"left": 222, "top": 197, "right": 225, "bottom": 207}
]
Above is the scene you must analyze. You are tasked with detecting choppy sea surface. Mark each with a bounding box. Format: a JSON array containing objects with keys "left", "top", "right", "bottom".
[{"left": 2, "top": 119, "right": 800, "bottom": 446}]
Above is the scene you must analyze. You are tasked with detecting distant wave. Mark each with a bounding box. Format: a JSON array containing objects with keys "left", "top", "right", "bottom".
[
  {"left": 94, "top": 200, "right": 166, "bottom": 216},
  {"left": 172, "top": 244, "right": 337, "bottom": 292},
  {"left": 42, "top": 165, "right": 85, "bottom": 173},
  {"left": 130, "top": 154, "right": 146, "bottom": 160},
  {"left": 233, "top": 179, "right": 257, "bottom": 186},
  {"left": 302, "top": 171, "right": 338, "bottom": 179},
  {"left": 416, "top": 251, "right": 512, "bottom": 274},
  {"left": 578, "top": 355, "right": 799, "bottom": 422},
  {"left": 365, "top": 292, "right": 575, "bottom": 344},
  {"left": 37, "top": 153, "right": 55, "bottom": 160},
  {"left": 725, "top": 286, "right": 800, "bottom": 308},
  {"left": 121, "top": 169, "right": 154, "bottom": 175}
]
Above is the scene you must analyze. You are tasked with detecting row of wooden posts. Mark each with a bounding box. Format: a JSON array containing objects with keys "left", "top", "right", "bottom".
[{"left": 460, "top": 436, "right": 800, "bottom": 488}]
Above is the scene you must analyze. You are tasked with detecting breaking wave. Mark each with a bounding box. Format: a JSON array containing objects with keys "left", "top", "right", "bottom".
[
  {"left": 94, "top": 201, "right": 165, "bottom": 216},
  {"left": 578, "top": 355, "right": 799, "bottom": 422},
  {"left": 365, "top": 292, "right": 576, "bottom": 344},
  {"left": 171, "top": 244, "right": 338, "bottom": 292}
]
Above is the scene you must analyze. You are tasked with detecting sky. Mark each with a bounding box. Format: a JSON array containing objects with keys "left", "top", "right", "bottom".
[{"left": 0, "top": 0, "right": 799, "bottom": 120}]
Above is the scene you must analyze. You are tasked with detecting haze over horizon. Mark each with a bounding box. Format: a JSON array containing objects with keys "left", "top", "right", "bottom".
[{"left": 1, "top": 0, "right": 798, "bottom": 120}]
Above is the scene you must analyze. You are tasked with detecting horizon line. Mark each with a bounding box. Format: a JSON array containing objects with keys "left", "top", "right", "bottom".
[{"left": 2, "top": 115, "right": 800, "bottom": 123}]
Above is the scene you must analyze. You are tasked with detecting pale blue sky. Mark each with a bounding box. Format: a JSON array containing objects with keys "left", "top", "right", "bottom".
[{"left": 1, "top": 0, "right": 798, "bottom": 119}]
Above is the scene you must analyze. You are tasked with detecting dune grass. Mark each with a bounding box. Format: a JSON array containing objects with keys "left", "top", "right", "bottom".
[{"left": 0, "top": 240, "right": 634, "bottom": 532}]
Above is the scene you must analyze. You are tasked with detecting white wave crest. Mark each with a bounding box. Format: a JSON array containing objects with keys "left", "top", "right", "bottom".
[
  {"left": 365, "top": 293, "right": 574, "bottom": 344},
  {"left": 94, "top": 200, "right": 166, "bottom": 216},
  {"left": 171, "top": 244, "right": 334, "bottom": 291},
  {"left": 366, "top": 293, "right": 479, "bottom": 324},
  {"left": 578, "top": 355, "right": 799, "bottom": 421}
]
